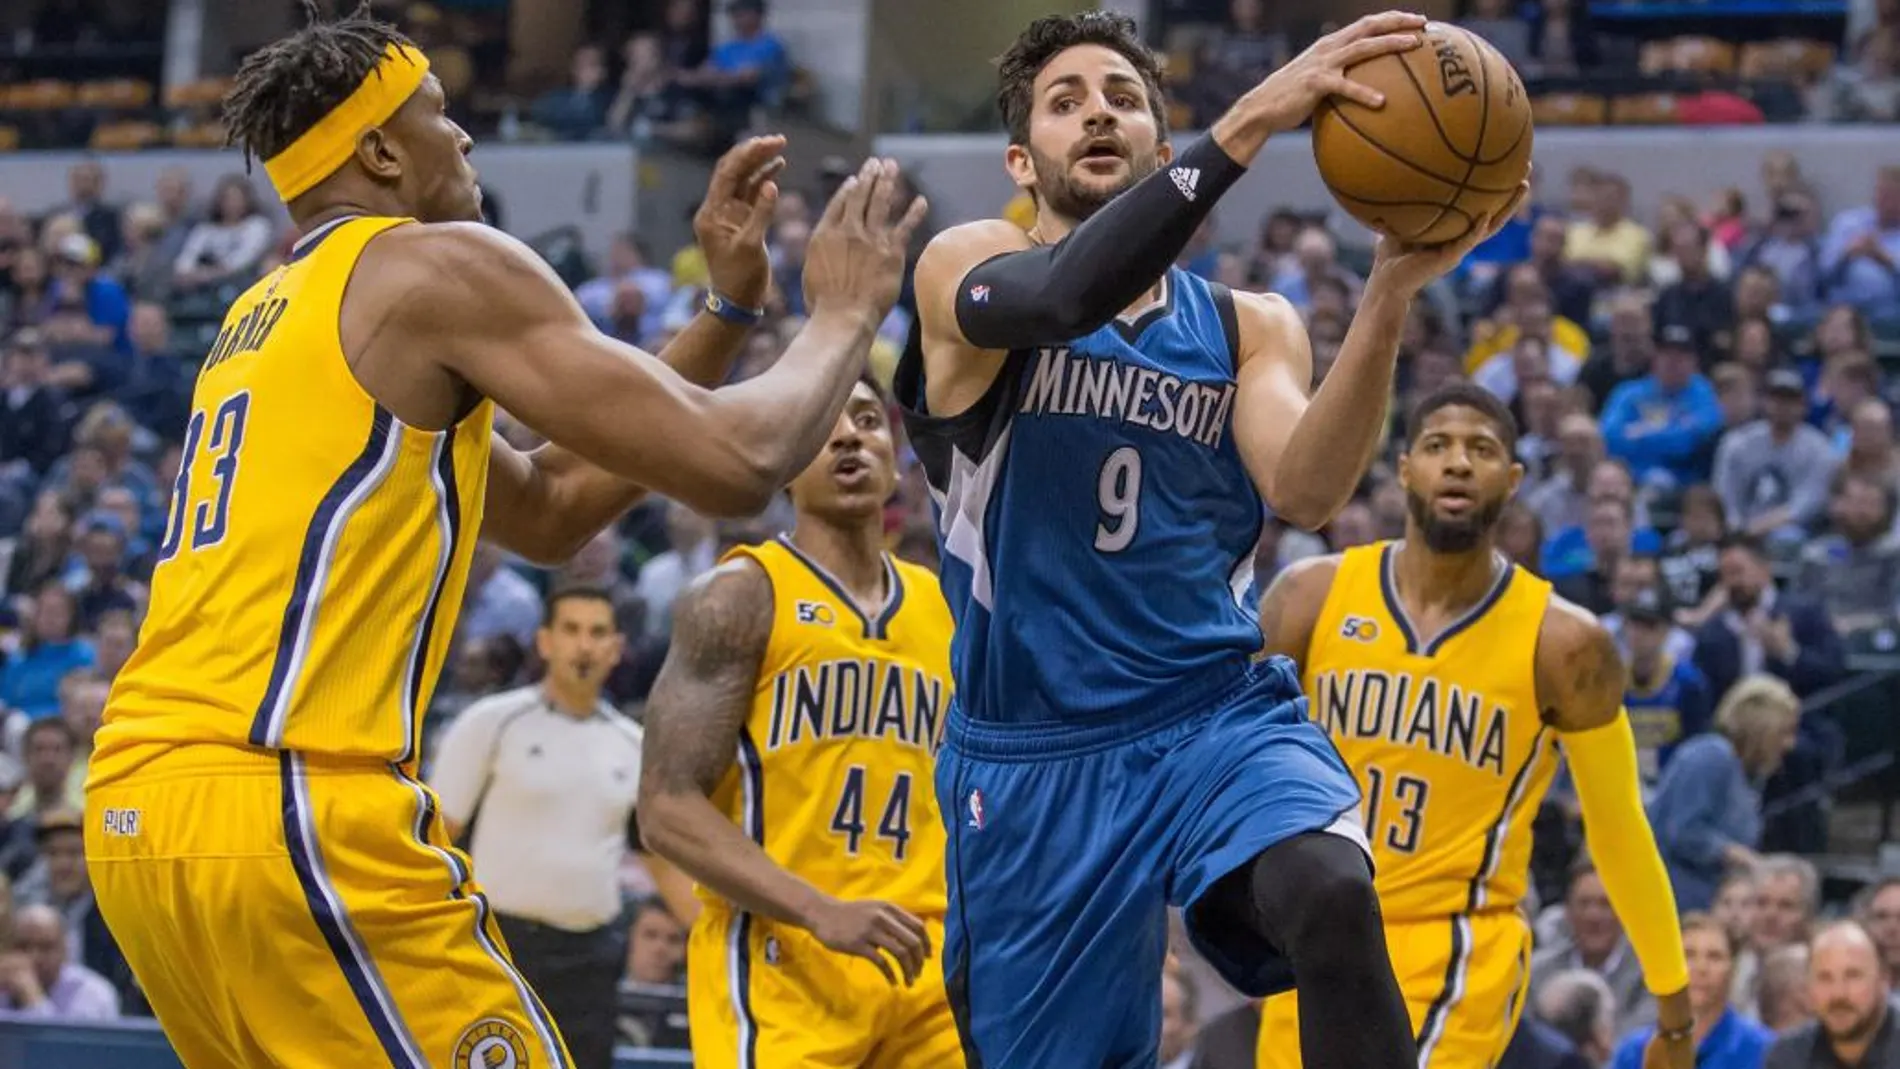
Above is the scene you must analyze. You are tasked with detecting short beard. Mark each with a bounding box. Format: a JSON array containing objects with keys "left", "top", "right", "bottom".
[
  {"left": 1027, "top": 142, "right": 1159, "bottom": 223},
  {"left": 1405, "top": 488, "right": 1503, "bottom": 554}
]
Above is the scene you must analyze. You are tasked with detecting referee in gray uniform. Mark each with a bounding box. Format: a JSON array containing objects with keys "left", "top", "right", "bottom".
[{"left": 431, "top": 586, "right": 644, "bottom": 1069}]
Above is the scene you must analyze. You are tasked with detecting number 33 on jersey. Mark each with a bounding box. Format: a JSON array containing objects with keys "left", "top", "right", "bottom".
[{"left": 103, "top": 216, "right": 494, "bottom": 770}]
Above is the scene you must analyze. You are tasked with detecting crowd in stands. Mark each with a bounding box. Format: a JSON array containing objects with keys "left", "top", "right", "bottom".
[
  {"left": 0, "top": 0, "right": 796, "bottom": 157},
  {"left": 1169, "top": 0, "right": 1900, "bottom": 129},
  {"left": 5, "top": 3, "right": 1900, "bottom": 1066},
  {"left": 5, "top": 132, "right": 1900, "bottom": 1063}
]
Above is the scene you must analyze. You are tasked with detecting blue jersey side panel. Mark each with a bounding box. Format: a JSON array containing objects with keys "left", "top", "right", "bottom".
[{"left": 897, "top": 269, "right": 1267, "bottom": 725}]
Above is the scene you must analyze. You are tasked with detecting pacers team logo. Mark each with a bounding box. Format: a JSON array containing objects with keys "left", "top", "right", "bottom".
[
  {"left": 454, "top": 1018, "right": 529, "bottom": 1069},
  {"left": 1340, "top": 616, "right": 1380, "bottom": 643}
]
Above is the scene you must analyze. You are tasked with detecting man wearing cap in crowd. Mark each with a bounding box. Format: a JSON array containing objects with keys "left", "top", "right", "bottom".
[
  {"left": 1, "top": 329, "right": 68, "bottom": 479},
  {"left": 1601, "top": 321, "right": 1725, "bottom": 491},
  {"left": 1621, "top": 585, "right": 1715, "bottom": 785},
  {"left": 43, "top": 231, "right": 131, "bottom": 365},
  {"left": 1713, "top": 367, "right": 1839, "bottom": 550}
]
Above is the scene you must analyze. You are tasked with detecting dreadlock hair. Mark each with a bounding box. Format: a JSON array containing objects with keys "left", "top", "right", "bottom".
[
  {"left": 223, "top": 0, "right": 418, "bottom": 169},
  {"left": 995, "top": 12, "right": 1169, "bottom": 147}
]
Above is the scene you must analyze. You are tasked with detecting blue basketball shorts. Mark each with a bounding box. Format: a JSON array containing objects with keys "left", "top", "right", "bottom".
[{"left": 935, "top": 656, "right": 1366, "bottom": 1069}]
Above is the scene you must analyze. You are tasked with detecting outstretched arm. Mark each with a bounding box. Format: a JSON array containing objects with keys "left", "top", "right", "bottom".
[
  {"left": 915, "top": 13, "right": 1427, "bottom": 357},
  {"left": 483, "top": 309, "right": 766, "bottom": 563},
  {"left": 1233, "top": 189, "right": 1528, "bottom": 530},
  {"left": 638, "top": 562, "right": 929, "bottom": 985},
  {"left": 390, "top": 158, "right": 922, "bottom": 521},
  {"left": 1537, "top": 599, "right": 1694, "bottom": 1065}
]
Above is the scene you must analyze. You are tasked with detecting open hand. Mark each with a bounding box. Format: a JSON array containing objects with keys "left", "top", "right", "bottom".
[
  {"left": 807, "top": 895, "right": 930, "bottom": 986},
  {"left": 802, "top": 157, "right": 929, "bottom": 323},
  {"left": 1369, "top": 179, "right": 1531, "bottom": 299},
  {"left": 1249, "top": 12, "right": 1427, "bottom": 134},
  {"left": 694, "top": 134, "right": 788, "bottom": 309}
]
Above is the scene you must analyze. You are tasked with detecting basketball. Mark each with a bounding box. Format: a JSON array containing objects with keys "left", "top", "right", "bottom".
[{"left": 1312, "top": 22, "right": 1533, "bottom": 246}]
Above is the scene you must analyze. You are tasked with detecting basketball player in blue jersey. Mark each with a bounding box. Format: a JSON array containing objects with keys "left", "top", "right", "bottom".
[{"left": 895, "top": 12, "right": 1527, "bottom": 1069}]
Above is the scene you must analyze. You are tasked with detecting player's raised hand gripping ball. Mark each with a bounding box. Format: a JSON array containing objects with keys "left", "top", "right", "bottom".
[
  {"left": 1313, "top": 22, "right": 1534, "bottom": 246},
  {"left": 1246, "top": 11, "right": 1430, "bottom": 135}
]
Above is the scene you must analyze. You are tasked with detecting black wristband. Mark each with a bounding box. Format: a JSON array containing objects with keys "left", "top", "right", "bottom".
[{"left": 954, "top": 133, "right": 1246, "bottom": 351}]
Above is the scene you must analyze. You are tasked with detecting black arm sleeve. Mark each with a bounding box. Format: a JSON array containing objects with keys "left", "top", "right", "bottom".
[{"left": 954, "top": 133, "right": 1247, "bottom": 351}]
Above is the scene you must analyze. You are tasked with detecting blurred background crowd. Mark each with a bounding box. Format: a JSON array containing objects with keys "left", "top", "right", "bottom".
[{"left": 5, "top": 0, "right": 1900, "bottom": 1067}]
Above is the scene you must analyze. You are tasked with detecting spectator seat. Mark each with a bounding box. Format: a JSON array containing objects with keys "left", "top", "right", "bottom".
[
  {"left": 162, "top": 79, "right": 232, "bottom": 110},
  {"left": 1611, "top": 93, "right": 1680, "bottom": 124},
  {"left": 0, "top": 126, "right": 18, "bottom": 152},
  {"left": 170, "top": 122, "right": 226, "bottom": 149},
  {"left": 3, "top": 81, "right": 77, "bottom": 110},
  {"left": 1532, "top": 93, "right": 1608, "bottom": 126},
  {"left": 76, "top": 80, "right": 154, "bottom": 110},
  {"left": 1667, "top": 36, "right": 1739, "bottom": 76},
  {"left": 1739, "top": 39, "right": 1836, "bottom": 83},
  {"left": 89, "top": 121, "right": 163, "bottom": 151}
]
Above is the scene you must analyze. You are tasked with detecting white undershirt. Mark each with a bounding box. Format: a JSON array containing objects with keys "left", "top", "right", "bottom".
[{"left": 428, "top": 685, "right": 644, "bottom": 931}]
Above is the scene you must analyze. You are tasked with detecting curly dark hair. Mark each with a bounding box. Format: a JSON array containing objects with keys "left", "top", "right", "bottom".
[
  {"left": 1406, "top": 381, "right": 1521, "bottom": 456},
  {"left": 995, "top": 12, "right": 1168, "bottom": 147},
  {"left": 222, "top": 0, "right": 419, "bottom": 169}
]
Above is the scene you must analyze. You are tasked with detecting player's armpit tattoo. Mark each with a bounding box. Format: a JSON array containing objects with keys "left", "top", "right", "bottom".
[
  {"left": 642, "top": 561, "right": 774, "bottom": 797},
  {"left": 1568, "top": 621, "right": 1627, "bottom": 709},
  {"left": 1540, "top": 604, "right": 1628, "bottom": 731}
]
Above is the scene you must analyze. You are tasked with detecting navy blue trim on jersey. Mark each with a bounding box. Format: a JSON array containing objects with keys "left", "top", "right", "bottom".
[
  {"left": 772, "top": 535, "right": 904, "bottom": 640},
  {"left": 1414, "top": 914, "right": 1472, "bottom": 1057},
  {"left": 732, "top": 728, "right": 766, "bottom": 1067},
  {"left": 1377, "top": 542, "right": 1517, "bottom": 657},
  {"left": 1210, "top": 283, "right": 1241, "bottom": 375},
  {"left": 895, "top": 320, "right": 1028, "bottom": 489},
  {"left": 457, "top": 887, "right": 576, "bottom": 1069},
  {"left": 1108, "top": 273, "right": 1178, "bottom": 346},
  {"left": 733, "top": 912, "right": 760, "bottom": 1069},
  {"left": 249, "top": 406, "right": 396, "bottom": 746},
  {"left": 872, "top": 555, "right": 905, "bottom": 638},
  {"left": 279, "top": 752, "right": 426, "bottom": 1069},
  {"left": 401, "top": 426, "right": 462, "bottom": 762},
  {"left": 285, "top": 215, "right": 360, "bottom": 264},
  {"left": 737, "top": 727, "right": 766, "bottom": 844}
]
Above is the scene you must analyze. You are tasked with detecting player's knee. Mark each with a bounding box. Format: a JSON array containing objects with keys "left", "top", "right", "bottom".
[{"left": 1252, "top": 833, "right": 1379, "bottom": 958}]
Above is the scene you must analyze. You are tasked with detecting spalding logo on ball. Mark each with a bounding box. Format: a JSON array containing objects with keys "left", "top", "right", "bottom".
[{"left": 1312, "top": 21, "right": 1534, "bottom": 245}]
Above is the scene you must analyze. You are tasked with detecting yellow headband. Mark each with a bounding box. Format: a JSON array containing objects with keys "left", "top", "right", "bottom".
[{"left": 263, "top": 43, "right": 432, "bottom": 202}]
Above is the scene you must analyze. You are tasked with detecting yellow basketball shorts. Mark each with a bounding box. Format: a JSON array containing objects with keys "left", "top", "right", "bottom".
[
  {"left": 1257, "top": 909, "right": 1533, "bottom": 1069},
  {"left": 688, "top": 905, "right": 965, "bottom": 1069},
  {"left": 84, "top": 744, "right": 574, "bottom": 1069}
]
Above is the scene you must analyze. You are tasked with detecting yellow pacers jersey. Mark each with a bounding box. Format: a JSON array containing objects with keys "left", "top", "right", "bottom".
[
  {"left": 93, "top": 216, "right": 492, "bottom": 782},
  {"left": 1304, "top": 541, "right": 1555, "bottom": 923},
  {"left": 704, "top": 536, "right": 953, "bottom": 919}
]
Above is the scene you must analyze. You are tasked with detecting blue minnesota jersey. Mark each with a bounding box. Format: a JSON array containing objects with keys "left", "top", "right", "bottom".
[{"left": 896, "top": 268, "right": 1265, "bottom": 725}]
